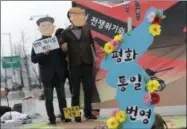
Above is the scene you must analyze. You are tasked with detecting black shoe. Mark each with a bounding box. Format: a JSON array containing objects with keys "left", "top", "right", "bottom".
[
  {"left": 85, "top": 115, "right": 97, "bottom": 120},
  {"left": 62, "top": 118, "right": 71, "bottom": 123},
  {"left": 48, "top": 121, "right": 56, "bottom": 125},
  {"left": 75, "top": 117, "right": 82, "bottom": 122}
]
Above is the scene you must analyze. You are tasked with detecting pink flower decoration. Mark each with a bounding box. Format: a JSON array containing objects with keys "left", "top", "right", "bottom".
[
  {"left": 143, "top": 93, "right": 152, "bottom": 104},
  {"left": 147, "top": 12, "right": 156, "bottom": 23},
  {"left": 111, "top": 108, "right": 119, "bottom": 116},
  {"left": 111, "top": 40, "right": 120, "bottom": 50}
]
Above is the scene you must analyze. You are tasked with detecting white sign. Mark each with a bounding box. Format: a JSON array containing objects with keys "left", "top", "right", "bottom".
[
  {"left": 22, "top": 98, "right": 36, "bottom": 116},
  {"left": 33, "top": 36, "right": 60, "bottom": 54}
]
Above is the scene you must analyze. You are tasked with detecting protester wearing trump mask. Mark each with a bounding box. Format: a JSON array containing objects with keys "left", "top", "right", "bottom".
[{"left": 61, "top": 7, "right": 98, "bottom": 122}]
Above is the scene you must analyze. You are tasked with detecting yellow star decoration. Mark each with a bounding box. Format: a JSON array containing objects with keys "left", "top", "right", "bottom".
[
  {"left": 149, "top": 24, "right": 161, "bottom": 36},
  {"left": 147, "top": 80, "right": 160, "bottom": 93},
  {"left": 115, "top": 111, "right": 127, "bottom": 123},
  {"left": 104, "top": 42, "right": 114, "bottom": 54},
  {"left": 107, "top": 117, "right": 120, "bottom": 129}
]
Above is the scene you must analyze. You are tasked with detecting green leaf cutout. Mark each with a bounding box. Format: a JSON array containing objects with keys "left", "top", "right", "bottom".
[
  {"left": 105, "top": 54, "right": 108, "bottom": 60},
  {"left": 155, "top": 11, "right": 160, "bottom": 16},
  {"left": 144, "top": 77, "right": 149, "bottom": 84},
  {"left": 127, "top": 31, "right": 132, "bottom": 36},
  {"left": 118, "top": 123, "right": 124, "bottom": 129},
  {"left": 161, "top": 15, "right": 166, "bottom": 19},
  {"left": 145, "top": 86, "right": 148, "bottom": 92}
]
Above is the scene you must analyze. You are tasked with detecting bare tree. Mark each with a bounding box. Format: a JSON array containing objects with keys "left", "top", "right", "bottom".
[{"left": 13, "top": 43, "right": 24, "bottom": 87}]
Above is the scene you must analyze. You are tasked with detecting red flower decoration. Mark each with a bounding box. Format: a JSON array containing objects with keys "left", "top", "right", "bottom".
[
  {"left": 151, "top": 93, "right": 160, "bottom": 105},
  {"left": 183, "top": 26, "right": 186, "bottom": 33},
  {"left": 152, "top": 17, "right": 162, "bottom": 24}
]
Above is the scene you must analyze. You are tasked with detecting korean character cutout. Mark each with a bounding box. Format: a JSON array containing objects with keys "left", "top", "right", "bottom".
[
  {"left": 111, "top": 24, "right": 119, "bottom": 33},
  {"left": 126, "top": 106, "right": 138, "bottom": 121},
  {"left": 139, "top": 109, "right": 151, "bottom": 124},
  {"left": 112, "top": 49, "right": 123, "bottom": 63},
  {"left": 105, "top": 22, "right": 112, "bottom": 31},
  {"left": 91, "top": 16, "right": 99, "bottom": 27},
  {"left": 129, "top": 74, "right": 142, "bottom": 90},
  {"left": 118, "top": 27, "right": 125, "bottom": 35},
  {"left": 124, "top": 48, "right": 138, "bottom": 62},
  {"left": 117, "top": 76, "right": 129, "bottom": 92},
  {"left": 98, "top": 19, "right": 106, "bottom": 29}
]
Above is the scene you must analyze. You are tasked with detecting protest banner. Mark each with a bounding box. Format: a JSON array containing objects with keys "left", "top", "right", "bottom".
[{"left": 32, "top": 36, "right": 59, "bottom": 54}]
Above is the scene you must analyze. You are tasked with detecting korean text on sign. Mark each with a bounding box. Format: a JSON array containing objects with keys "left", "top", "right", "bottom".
[
  {"left": 63, "top": 106, "right": 81, "bottom": 119},
  {"left": 90, "top": 16, "right": 126, "bottom": 35},
  {"left": 112, "top": 48, "right": 138, "bottom": 63},
  {"left": 117, "top": 74, "right": 142, "bottom": 92},
  {"left": 126, "top": 106, "right": 152, "bottom": 125},
  {"left": 32, "top": 36, "right": 59, "bottom": 54}
]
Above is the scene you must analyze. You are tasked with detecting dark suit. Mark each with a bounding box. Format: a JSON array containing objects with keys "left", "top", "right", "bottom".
[
  {"left": 31, "top": 36, "right": 68, "bottom": 122},
  {"left": 62, "top": 25, "right": 96, "bottom": 117}
]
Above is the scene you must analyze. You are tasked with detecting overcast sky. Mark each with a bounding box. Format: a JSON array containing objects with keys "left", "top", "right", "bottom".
[{"left": 1, "top": 1, "right": 72, "bottom": 56}]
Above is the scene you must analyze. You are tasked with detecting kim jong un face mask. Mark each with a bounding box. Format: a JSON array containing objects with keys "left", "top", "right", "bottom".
[{"left": 39, "top": 21, "right": 55, "bottom": 36}]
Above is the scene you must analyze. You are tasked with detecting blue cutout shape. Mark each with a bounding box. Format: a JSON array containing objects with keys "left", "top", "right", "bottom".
[{"left": 100, "top": 7, "right": 163, "bottom": 129}]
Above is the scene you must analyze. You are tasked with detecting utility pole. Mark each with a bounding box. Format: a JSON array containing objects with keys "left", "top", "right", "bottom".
[
  {"left": 24, "top": 56, "right": 32, "bottom": 91},
  {"left": 21, "top": 31, "right": 32, "bottom": 91},
  {"left": 4, "top": 69, "right": 8, "bottom": 88}
]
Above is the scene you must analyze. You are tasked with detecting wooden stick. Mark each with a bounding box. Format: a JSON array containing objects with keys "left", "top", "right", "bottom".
[{"left": 127, "top": 17, "right": 132, "bottom": 32}]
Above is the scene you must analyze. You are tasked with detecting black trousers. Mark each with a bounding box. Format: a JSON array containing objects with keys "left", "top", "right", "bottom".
[
  {"left": 65, "top": 69, "right": 73, "bottom": 94},
  {"left": 43, "top": 74, "right": 67, "bottom": 122},
  {"left": 70, "top": 63, "right": 94, "bottom": 117}
]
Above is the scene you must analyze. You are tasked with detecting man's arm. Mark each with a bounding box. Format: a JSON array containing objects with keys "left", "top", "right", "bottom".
[
  {"left": 31, "top": 48, "right": 48, "bottom": 64},
  {"left": 89, "top": 29, "right": 96, "bottom": 53},
  {"left": 60, "top": 29, "right": 68, "bottom": 52},
  {"left": 88, "top": 29, "right": 97, "bottom": 63}
]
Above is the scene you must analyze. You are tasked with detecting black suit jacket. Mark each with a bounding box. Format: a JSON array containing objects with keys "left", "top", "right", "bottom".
[
  {"left": 61, "top": 25, "right": 96, "bottom": 67},
  {"left": 31, "top": 36, "right": 67, "bottom": 83}
]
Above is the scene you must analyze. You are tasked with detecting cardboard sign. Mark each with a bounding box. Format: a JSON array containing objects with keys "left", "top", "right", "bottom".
[
  {"left": 32, "top": 36, "right": 59, "bottom": 54},
  {"left": 100, "top": 8, "right": 163, "bottom": 129},
  {"left": 22, "top": 98, "right": 36, "bottom": 116},
  {"left": 63, "top": 106, "right": 81, "bottom": 119}
]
